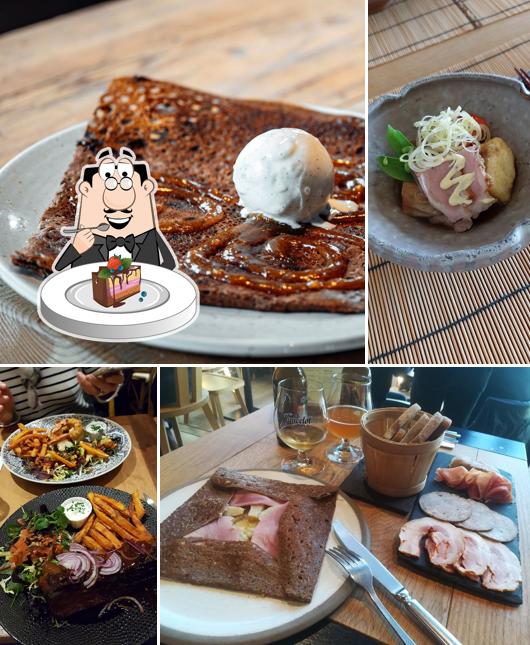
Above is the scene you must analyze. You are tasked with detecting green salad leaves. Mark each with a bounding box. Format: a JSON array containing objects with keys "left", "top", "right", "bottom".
[{"left": 377, "top": 125, "right": 415, "bottom": 182}]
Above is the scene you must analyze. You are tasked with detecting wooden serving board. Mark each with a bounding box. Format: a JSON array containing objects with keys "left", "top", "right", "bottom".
[{"left": 397, "top": 452, "right": 522, "bottom": 606}]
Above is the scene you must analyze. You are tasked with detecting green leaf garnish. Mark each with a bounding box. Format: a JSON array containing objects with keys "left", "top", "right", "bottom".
[
  {"left": 121, "top": 257, "right": 132, "bottom": 270},
  {"left": 377, "top": 155, "right": 414, "bottom": 182},
  {"left": 98, "top": 268, "right": 112, "bottom": 279},
  {"left": 386, "top": 125, "right": 413, "bottom": 156}
]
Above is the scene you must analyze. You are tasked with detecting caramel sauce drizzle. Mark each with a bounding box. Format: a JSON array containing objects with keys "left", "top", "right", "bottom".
[
  {"left": 152, "top": 160, "right": 365, "bottom": 295},
  {"left": 155, "top": 175, "right": 237, "bottom": 233},
  {"left": 184, "top": 220, "right": 364, "bottom": 295}
]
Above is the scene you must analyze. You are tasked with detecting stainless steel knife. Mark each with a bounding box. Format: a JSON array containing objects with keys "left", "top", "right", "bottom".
[{"left": 333, "top": 520, "right": 462, "bottom": 645}]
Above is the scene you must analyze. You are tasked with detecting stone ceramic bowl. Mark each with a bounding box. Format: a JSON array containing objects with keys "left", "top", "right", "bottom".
[{"left": 369, "top": 73, "right": 530, "bottom": 271}]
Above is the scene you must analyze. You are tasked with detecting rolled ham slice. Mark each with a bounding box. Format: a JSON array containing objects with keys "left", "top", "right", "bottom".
[
  {"left": 435, "top": 467, "right": 513, "bottom": 504},
  {"left": 398, "top": 516, "right": 463, "bottom": 566},
  {"left": 251, "top": 502, "right": 289, "bottom": 558},
  {"left": 185, "top": 516, "right": 243, "bottom": 541}
]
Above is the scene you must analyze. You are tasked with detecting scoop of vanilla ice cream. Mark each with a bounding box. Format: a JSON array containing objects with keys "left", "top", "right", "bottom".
[{"left": 232, "top": 128, "right": 334, "bottom": 228}]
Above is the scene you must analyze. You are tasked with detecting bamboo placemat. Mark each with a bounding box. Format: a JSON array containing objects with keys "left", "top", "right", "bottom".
[
  {"left": 368, "top": 35, "right": 530, "bottom": 364},
  {"left": 369, "top": 0, "right": 530, "bottom": 67}
]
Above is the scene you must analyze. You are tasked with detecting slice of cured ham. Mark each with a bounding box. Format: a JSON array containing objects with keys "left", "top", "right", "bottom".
[
  {"left": 185, "top": 516, "right": 243, "bottom": 541},
  {"left": 398, "top": 516, "right": 464, "bottom": 570},
  {"left": 251, "top": 502, "right": 289, "bottom": 558},
  {"left": 435, "top": 467, "right": 513, "bottom": 504},
  {"left": 424, "top": 524, "right": 465, "bottom": 572},
  {"left": 399, "top": 517, "right": 522, "bottom": 592},
  {"left": 230, "top": 492, "right": 281, "bottom": 507},
  {"left": 454, "top": 529, "right": 489, "bottom": 579},
  {"left": 415, "top": 147, "right": 493, "bottom": 229},
  {"left": 482, "top": 540, "right": 522, "bottom": 592}
]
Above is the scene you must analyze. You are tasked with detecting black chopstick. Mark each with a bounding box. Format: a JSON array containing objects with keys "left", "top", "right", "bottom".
[{"left": 515, "top": 67, "right": 530, "bottom": 90}]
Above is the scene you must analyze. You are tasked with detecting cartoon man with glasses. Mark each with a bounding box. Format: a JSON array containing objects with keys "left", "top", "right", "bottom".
[{"left": 53, "top": 147, "right": 176, "bottom": 270}]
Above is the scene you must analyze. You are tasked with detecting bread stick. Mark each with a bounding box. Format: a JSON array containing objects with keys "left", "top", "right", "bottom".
[
  {"left": 384, "top": 404, "right": 421, "bottom": 440},
  {"left": 429, "top": 415, "right": 452, "bottom": 441},
  {"left": 412, "top": 411, "right": 444, "bottom": 443},
  {"left": 400, "top": 412, "right": 430, "bottom": 443}
]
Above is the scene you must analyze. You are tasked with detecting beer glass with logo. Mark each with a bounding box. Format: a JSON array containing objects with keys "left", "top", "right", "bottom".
[{"left": 274, "top": 379, "right": 327, "bottom": 475}]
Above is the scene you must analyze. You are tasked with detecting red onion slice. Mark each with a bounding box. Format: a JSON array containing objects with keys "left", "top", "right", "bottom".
[
  {"left": 99, "top": 552, "right": 122, "bottom": 576},
  {"left": 58, "top": 541, "right": 122, "bottom": 588}
]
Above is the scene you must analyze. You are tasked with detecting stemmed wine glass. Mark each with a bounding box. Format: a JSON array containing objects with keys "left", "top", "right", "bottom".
[
  {"left": 274, "top": 379, "right": 327, "bottom": 475},
  {"left": 326, "top": 371, "right": 372, "bottom": 465}
]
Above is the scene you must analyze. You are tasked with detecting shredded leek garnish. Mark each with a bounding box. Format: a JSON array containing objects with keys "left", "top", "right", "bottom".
[{"left": 400, "top": 106, "right": 490, "bottom": 173}]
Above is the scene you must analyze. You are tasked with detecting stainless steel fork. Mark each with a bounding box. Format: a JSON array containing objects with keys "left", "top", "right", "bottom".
[{"left": 327, "top": 546, "right": 416, "bottom": 645}]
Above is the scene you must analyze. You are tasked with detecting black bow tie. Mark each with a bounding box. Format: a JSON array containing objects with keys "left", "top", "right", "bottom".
[{"left": 106, "top": 234, "right": 135, "bottom": 252}]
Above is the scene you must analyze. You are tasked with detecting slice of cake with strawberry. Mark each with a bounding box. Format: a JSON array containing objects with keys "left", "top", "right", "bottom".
[{"left": 92, "top": 256, "right": 142, "bottom": 307}]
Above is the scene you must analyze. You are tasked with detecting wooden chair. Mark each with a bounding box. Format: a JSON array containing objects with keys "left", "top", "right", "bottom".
[
  {"left": 201, "top": 368, "right": 249, "bottom": 427},
  {"left": 107, "top": 368, "right": 157, "bottom": 417},
  {"left": 160, "top": 368, "right": 219, "bottom": 454}
]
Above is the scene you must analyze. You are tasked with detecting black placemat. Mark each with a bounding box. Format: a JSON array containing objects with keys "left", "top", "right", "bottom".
[
  {"left": 398, "top": 452, "right": 522, "bottom": 606},
  {"left": 340, "top": 458, "right": 417, "bottom": 515}
]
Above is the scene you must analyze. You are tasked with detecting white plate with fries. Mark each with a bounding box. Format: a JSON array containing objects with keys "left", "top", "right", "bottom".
[{"left": 0, "top": 414, "right": 131, "bottom": 485}]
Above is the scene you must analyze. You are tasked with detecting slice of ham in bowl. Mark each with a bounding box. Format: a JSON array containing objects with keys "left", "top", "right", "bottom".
[{"left": 415, "top": 148, "right": 493, "bottom": 230}]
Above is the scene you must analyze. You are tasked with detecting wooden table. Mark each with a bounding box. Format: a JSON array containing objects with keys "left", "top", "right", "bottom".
[
  {"left": 161, "top": 404, "right": 530, "bottom": 644},
  {"left": 0, "top": 0, "right": 364, "bottom": 364},
  {"left": 0, "top": 413, "right": 157, "bottom": 642},
  {"left": 369, "top": 7, "right": 530, "bottom": 98}
]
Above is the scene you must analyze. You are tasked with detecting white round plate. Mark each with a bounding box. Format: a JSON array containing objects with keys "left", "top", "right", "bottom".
[
  {"left": 38, "top": 262, "right": 198, "bottom": 341},
  {"left": 0, "top": 414, "right": 131, "bottom": 484},
  {"left": 0, "top": 109, "right": 364, "bottom": 356},
  {"left": 160, "top": 469, "right": 369, "bottom": 645}
]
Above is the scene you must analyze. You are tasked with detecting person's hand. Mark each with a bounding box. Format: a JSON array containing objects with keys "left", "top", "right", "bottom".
[
  {"left": 77, "top": 371, "right": 124, "bottom": 398},
  {"left": 0, "top": 381, "right": 15, "bottom": 425},
  {"left": 72, "top": 229, "right": 95, "bottom": 254}
]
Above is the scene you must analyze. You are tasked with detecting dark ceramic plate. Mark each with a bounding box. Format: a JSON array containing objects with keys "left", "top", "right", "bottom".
[{"left": 0, "top": 485, "right": 156, "bottom": 645}]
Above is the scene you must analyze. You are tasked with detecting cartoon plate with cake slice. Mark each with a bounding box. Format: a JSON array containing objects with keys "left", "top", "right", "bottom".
[
  {"left": 37, "top": 147, "right": 199, "bottom": 341},
  {"left": 92, "top": 256, "right": 143, "bottom": 308}
]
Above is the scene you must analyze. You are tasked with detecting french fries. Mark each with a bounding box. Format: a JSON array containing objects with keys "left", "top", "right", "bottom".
[
  {"left": 132, "top": 490, "right": 145, "bottom": 520},
  {"left": 80, "top": 490, "right": 154, "bottom": 554},
  {"left": 89, "top": 527, "right": 114, "bottom": 551},
  {"left": 82, "top": 535, "right": 101, "bottom": 551},
  {"left": 73, "top": 513, "right": 95, "bottom": 543},
  {"left": 93, "top": 521, "right": 122, "bottom": 549},
  {"left": 80, "top": 442, "right": 109, "bottom": 460},
  {"left": 47, "top": 450, "right": 76, "bottom": 468}
]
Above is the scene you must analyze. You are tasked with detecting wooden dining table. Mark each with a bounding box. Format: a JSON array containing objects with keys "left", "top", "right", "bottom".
[
  {"left": 161, "top": 404, "right": 530, "bottom": 644},
  {"left": 0, "top": 413, "right": 157, "bottom": 643}
]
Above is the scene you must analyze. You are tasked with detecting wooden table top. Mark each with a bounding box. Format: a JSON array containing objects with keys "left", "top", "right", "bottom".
[
  {"left": 369, "top": 8, "right": 530, "bottom": 98},
  {"left": 161, "top": 404, "right": 530, "bottom": 645},
  {"left": 0, "top": 413, "right": 157, "bottom": 642}
]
